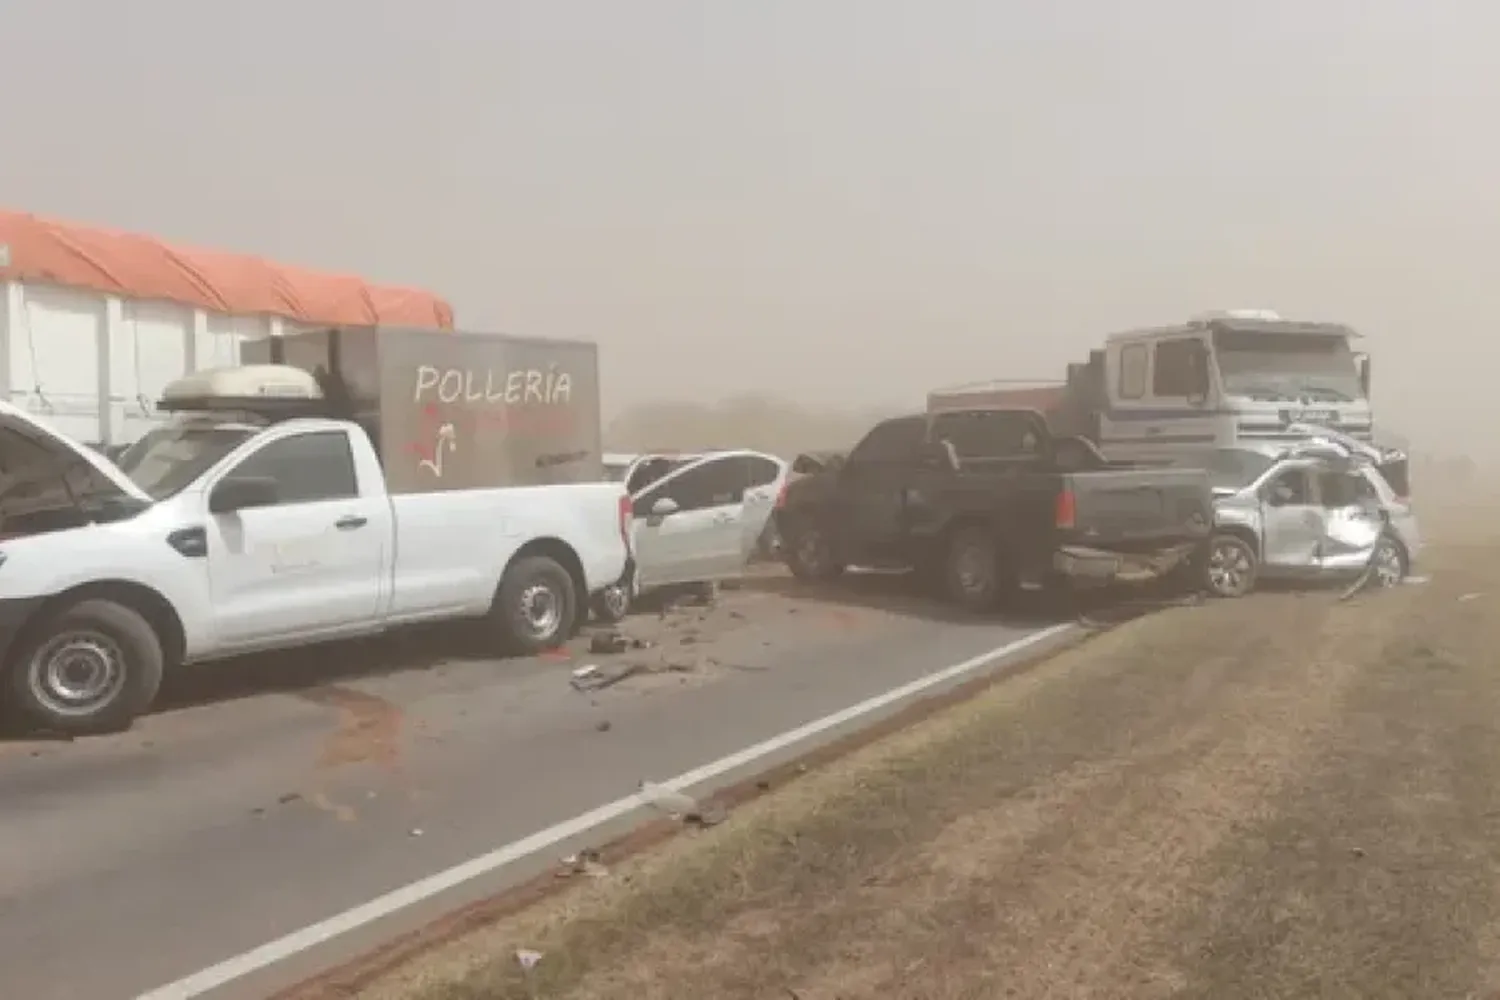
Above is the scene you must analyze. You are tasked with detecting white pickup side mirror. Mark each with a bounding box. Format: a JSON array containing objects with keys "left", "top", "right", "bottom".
[{"left": 650, "top": 496, "right": 680, "bottom": 517}]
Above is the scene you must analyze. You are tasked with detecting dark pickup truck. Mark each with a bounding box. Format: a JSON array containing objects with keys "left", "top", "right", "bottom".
[{"left": 774, "top": 407, "right": 1213, "bottom": 609}]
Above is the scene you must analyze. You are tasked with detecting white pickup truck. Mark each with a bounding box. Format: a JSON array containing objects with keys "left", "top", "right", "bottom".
[{"left": 0, "top": 367, "right": 631, "bottom": 733}]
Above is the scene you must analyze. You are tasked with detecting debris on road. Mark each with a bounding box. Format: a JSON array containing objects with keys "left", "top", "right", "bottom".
[
  {"left": 570, "top": 663, "right": 644, "bottom": 692},
  {"left": 638, "top": 779, "right": 728, "bottom": 827},
  {"left": 1459, "top": 592, "right": 1483, "bottom": 602}
]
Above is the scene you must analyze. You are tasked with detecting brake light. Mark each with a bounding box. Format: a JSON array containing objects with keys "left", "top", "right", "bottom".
[
  {"left": 618, "top": 493, "right": 632, "bottom": 550},
  {"left": 1055, "top": 489, "right": 1077, "bottom": 530}
]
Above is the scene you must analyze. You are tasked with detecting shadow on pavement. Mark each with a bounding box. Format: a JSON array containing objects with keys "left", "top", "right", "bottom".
[{"left": 729, "top": 567, "right": 1071, "bottom": 629}]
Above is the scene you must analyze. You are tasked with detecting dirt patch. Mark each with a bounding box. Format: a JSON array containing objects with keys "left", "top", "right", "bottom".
[
  {"left": 296, "top": 684, "right": 405, "bottom": 773},
  {"left": 350, "top": 504, "right": 1500, "bottom": 1000}
]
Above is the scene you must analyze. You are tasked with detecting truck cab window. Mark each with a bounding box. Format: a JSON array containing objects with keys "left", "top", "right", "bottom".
[
  {"left": 1152, "top": 339, "right": 1204, "bottom": 397},
  {"left": 848, "top": 417, "right": 926, "bottom": 464},
  {"left": 1118, "top": 344, "right": 1148, "bottom": 399},
  {"left": 228, "top": 431, "right": 358, "bottom": 504},
  {"left": 634, "top": 458, "right": 747, "bottom": 515}
]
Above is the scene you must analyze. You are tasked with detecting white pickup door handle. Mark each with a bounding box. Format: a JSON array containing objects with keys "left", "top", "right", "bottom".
[{"left": 712, "top": 512, "right": 736, "bottom": 525}]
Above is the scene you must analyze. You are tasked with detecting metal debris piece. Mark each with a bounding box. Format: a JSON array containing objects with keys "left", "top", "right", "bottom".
[
  {"left": 589, "top": 631, "right": 630, "bottom": 654},
  {"left": 571, "top": 663, "right": 643, "bottom": 692},
  {"left": 516, "top": 948, "right": 544, "bottom": 971},
  {"left": 1459, "top": 592, "right": 1483, "bottom": 603},
  {"left": 558, "top": 848, "right": 609, "bottom": 878}
]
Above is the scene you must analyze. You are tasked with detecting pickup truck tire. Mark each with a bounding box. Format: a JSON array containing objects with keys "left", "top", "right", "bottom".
[
  {"left": 782, "top": 521, "right": 846, "bottom": 582},
  {"left": 7, "top": 599, "right": 164, "bottom": 734},
  {"left": 1204, "top": 534, "right": 1258, "bottom": 599},
  {"left": 493, "top": 555, "right": 578, "bottom": 654},
  {"left": 943, "top": 527, "right": 1005, "bottom": 612}
]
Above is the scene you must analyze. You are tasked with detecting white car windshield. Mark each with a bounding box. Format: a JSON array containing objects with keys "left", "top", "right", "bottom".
[
  {"left": 1213, "top": 330, "right": 1364, "bottom": 402},
  {"left": 114, "top": 415, "right": 262, "bottom": 500}
]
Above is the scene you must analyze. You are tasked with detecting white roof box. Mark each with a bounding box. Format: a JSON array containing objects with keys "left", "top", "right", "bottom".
[
  {"left": 160, "top": 364, "right": 325, "bottom": 410},
  {"left": 1191, "top": 308, "right": 1283, "bottom": 322}
]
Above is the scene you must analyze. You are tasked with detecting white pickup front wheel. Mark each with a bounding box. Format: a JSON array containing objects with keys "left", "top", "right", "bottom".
[{"left": 8, "top": 599, "right": 164, "bottom": 734}]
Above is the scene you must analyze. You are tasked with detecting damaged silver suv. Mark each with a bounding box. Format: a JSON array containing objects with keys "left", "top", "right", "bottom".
[{"left": 1194, "top": 429, "right": 1418, "bottom": 599}]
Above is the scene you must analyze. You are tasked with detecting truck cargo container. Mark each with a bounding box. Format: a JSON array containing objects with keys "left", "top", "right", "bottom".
[
  {"left": 0, "top": 208, "right": 452, "bottom": 448},
  {"left": 237, "top": 325, "right": 606, "bottom": 488}
]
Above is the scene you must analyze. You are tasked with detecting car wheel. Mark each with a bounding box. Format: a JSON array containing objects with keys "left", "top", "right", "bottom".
[
  {"left": 493, "top": 555, "right": 577, "bottom": 654},
  {"left": 784, "top": 521, "right": 845, "bottom": 582},
  {"left": 944, "top": 527, "right": 1002, "bottom": 611},
  {"left": 7, "top": 598, "right": 164, "bottom": 735},
  {"left": 1205, "top": 534, "right": 1258, "bottom": 598},
  {"left": 1370, "top": 534, "right": 1407, "bottom": 588},
  {"left": 592, "top": 579, "right": 632, "bottom": 624}
]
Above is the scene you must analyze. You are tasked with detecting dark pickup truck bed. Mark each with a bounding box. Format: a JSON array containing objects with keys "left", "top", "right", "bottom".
[{"left": 774, "top": 408, "right": 1211, "bottom": 609}]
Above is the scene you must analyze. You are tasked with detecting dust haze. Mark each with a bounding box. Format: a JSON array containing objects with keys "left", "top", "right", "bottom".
[{"left": 4, "top": 1, "right": 1496, "bottom": 462}]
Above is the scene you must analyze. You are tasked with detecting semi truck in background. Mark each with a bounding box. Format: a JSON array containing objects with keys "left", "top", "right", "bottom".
[
  {"left": 928, "top": 310, "right": 1375, "bottom": 467},
  {"left": 0, "top": 326, "right": 630, "bottom": 735}
]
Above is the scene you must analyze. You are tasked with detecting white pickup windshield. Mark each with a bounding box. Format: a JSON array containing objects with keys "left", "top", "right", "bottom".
[
  {"left": 1212, "top": 330, "right": 1364, "bottom": 403},
  {"left": 114, "top": 415, "right": 263, "bottom": 500}
]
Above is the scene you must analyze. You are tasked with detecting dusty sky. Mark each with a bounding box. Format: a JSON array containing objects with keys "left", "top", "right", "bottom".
[{"left": 4, "top": 1, "right": 1497, "bottom": 454}]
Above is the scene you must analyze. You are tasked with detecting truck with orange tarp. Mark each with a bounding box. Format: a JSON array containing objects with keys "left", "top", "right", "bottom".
[{"left": 0, "top": 208, "right": 453, "bottom": 447}]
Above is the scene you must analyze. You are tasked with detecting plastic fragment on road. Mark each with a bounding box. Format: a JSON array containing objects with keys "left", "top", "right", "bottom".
[
  {"left": 1459, "top": 592, "right": 1483, "bottom": 602},
  {"left": 638, "top": 779, "right": 728, "bottom": 826}
]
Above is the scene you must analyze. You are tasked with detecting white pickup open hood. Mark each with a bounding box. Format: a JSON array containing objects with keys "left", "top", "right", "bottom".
[{"left": 0, "top": 401, "right": 152, "bottom": 504}]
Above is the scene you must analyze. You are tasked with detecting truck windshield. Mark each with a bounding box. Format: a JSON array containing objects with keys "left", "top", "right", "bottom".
[
  {"left": 115, "top": 416, "right": 261, "bottom": 500},
  {"left": 1212, "top": 330, "right": 1364, "bottom": 402}
]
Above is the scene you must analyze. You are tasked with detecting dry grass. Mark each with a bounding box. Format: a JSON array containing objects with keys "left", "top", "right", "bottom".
[{"left": 362, "top": 497, "right": 1500, "bottom": 1000}]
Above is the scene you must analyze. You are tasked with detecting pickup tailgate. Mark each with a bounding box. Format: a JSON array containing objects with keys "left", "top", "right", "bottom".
[{"left": 1060, "top": 468, "right": 1212, "bottom": 546}]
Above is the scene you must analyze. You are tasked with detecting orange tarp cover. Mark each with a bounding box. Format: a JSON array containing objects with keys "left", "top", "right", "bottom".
[{"left": 0, "top": 209, "right": 454, "bottom": 329}]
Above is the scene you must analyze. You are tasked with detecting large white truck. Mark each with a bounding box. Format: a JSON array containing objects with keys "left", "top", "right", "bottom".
[
  {"left": 928, "top": 310, "right": 1375, "bottom": 466},
  {"left": 0, "top": 352, "right": 631, "bottom": 734}
]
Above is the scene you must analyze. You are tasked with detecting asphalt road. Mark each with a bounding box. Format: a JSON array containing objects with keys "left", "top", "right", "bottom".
[{"left": 0, "top": 573, "right": 1065, "bottom": 1000}]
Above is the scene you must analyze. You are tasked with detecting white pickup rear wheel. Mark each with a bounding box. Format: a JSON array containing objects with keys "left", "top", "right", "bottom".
[{"left": 493, "top": 556, "right": 578, "bottom": 654}]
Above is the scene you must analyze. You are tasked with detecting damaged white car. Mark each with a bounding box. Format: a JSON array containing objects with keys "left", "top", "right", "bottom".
[
  {"left": 1196, "top": 425, "right": 1419, "bottom": 598},
  {"left": 593, "top": 449, "right": 789, "bottom": 621}
]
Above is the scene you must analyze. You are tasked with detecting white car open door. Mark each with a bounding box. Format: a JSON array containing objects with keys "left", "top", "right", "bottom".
[
  {"left": 736, "top": 452, "right": 789, "bottom": 558},
  {"left": 631, "top": 453, "right": 751, "bottom": 590}
]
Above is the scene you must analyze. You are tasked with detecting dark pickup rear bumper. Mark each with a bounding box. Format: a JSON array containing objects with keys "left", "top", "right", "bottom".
[{"left": 1053, "top": 541, "right": 1201, "bottom": 586}]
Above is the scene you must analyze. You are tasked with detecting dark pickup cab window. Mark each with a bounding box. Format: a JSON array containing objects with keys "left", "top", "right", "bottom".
[
  {"left": 848, "top": 417, "right": 926, "bottom": 464},
  {"left": 930, "top": 410, "right": 1043, "bottom": 460}
]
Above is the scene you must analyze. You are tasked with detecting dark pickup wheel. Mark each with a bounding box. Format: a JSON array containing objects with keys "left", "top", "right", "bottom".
[
  {"left": 492, "top": 555, "right": 578, "bottom": 654},
  {"left": 782, "top": 520, "right": 846, "bottom": 582},
  {"left": 943, "top": 527, "right": 1003, "bottom": 611},
  {"left": 7, "top": 598, "right": 164, "bottom": 734}
]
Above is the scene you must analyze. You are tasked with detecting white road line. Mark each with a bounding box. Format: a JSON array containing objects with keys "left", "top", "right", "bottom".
[{"left": 137, "top": 623, "right": 1075, "bottom": 1000}]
